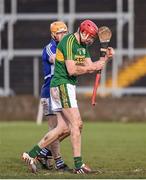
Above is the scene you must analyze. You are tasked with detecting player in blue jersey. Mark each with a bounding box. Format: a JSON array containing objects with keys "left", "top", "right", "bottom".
[
  {"left": 22, "top": 21, "right": 70, "bottom": 172},
  {"left": 38, "top": 21, "right": 70, "bottom": 171}
]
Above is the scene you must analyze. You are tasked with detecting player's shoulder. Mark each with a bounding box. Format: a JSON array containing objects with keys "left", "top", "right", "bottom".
[
  {"left": 46, "top": 39, "right": 57, "bottom": 50},
  {"left": 43, "top": 39, "right": 57, "bottom": 55},
  {"left": 58, "top": 33, "right": 75, "bottom": 49},
  {"left": 64, "top": 33, "right": 75, "bottom": 42},
  {"left": 64, "top": 33, "right": 73, "bottom": 39},
  {"left": 60, "top": 33, "right": 74, "bottom": 43}
]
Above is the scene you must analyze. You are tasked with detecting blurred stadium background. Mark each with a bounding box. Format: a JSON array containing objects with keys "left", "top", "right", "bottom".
[
  {"left": 1, "top": 1, "right": 146, "bottom": 178},
  {"left": 0, "top": 0, "right": 146, "bottom": 122}
]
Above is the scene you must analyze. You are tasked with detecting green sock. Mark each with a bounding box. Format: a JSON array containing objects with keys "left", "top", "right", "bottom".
[
  {"left": 28, "top": 145, "right": 41, "bottom": 158},
  {"left": 74, "top": 156, "right": 83, "bottom": 169}
]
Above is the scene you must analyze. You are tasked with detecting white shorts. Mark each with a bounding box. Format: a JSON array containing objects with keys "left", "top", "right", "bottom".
[
  {"left": 50, "top": 84, "right": 78, "bottom": 112},
  {"left": 40, "top": 98, "right": 55, "bottom": 116}
]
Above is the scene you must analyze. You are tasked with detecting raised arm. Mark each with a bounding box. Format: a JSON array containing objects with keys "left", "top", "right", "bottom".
[{"left": 65, "top": 47, "right": 114, "bottom": 76}]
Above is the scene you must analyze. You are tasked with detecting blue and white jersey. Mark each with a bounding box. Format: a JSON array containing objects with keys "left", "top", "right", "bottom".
[{"left": 41, "top": 39, "right": 57, "bottom": 98}]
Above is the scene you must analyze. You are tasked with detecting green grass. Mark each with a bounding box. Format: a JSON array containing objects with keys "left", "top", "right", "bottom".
[{"left": 0, "top": 121, "right": 146, "bottom": 179}]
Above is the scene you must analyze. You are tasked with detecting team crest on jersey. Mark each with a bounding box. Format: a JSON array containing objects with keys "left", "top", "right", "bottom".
[
  {"left": 77, "top": 48, "right": 86, "bottom": 55},
  {"left": 75, "top": 48, "right": 86, "bottom": 65},
  {"left": 56, "top": 48, "right": 64, "bottom": 61}
]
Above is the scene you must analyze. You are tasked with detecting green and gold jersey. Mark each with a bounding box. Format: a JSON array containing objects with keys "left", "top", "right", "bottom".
[{"left": 50, "top": 33, "right": 90, "bottom": 87}]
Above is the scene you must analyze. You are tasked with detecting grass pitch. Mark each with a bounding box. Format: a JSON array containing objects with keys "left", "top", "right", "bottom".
[{"left": 0, "top": 121, "right": 146, "bottom": 179}]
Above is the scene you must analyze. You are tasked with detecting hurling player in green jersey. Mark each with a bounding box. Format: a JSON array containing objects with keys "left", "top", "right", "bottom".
[
  {"left": 50, "top": 20, "right": 115, "bottom": 173},
  {"left": 21, "top": 20, "right": 114, "bottom": 174}
]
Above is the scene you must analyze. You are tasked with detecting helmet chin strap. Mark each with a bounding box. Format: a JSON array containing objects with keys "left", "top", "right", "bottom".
[
  {"left": 79, "top": 31, "right": 89, "bottom": 45},
  {"left": 80, "top": 31, "right": 89, "bottom": 41},
  {"left": 79, "top": 31, "right": 93, "bottom": 46}
]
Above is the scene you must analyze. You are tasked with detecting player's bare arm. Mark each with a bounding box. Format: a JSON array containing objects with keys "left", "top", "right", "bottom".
[
  {"left": 65, "top": 59, "right": 104, "bottom": 76},
  {"left": 65, "top": 49, "right": 114, "bottom": 76},
  {"left": 84, "top": 57, "right": 107, "bottom": 73}
]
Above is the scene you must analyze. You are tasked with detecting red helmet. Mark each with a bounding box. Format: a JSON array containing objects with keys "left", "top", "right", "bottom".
[{"left": 79, "top": 20, "right": 98, "bottom": 38}]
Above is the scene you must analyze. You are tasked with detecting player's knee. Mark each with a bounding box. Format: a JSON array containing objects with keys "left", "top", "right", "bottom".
[
  {"left": 69, "top": 116, "right": 83, "bottom": 135},
  {"left": 71, "top": 127, "right": 80, "bottom": 138},
  {"left": 58, "top": 128, "right": 70, "bottom": 140},
  {"left": 79, "top": 121, "right": 83, "bottom": 132},
  {"left": 63, "top": 126, "right": 70, "bottom": 135},
  {"left": 48, "top": 115, "right": 57, "bottom": 130},
  {"left": 75, "top": 116, "right": 83, "bottom": 131},
  {"left": 56, "top": 124, "right": 69, "bottom": 137},
  {"left": 71, "top": 123, "right": 81, "bottom": 135}
]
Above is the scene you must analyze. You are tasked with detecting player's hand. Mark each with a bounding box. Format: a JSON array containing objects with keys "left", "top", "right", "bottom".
[
  {"left": 106, "top": 47, "right": 115, "bottom": 59},
  {"left": 49, "top": 54, "right": 56, "bottom": 63},
  {"left": 87, "top": 62, "right": 104, "bottom": 73},
  {"left": 95, "top": 60, "right": 106, "bottom": 71}
]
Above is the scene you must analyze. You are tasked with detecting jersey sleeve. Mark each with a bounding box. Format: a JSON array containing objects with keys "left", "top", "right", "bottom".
[
  {"left": 45, "top": 44, "right": 56, "bottom": 63},
  {"left": 63, "top": 36, "right": 74, "bottom": 61}
]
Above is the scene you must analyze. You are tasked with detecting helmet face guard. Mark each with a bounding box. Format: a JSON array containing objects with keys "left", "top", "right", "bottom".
[{"left": 79, "top": 31, "right": 95, "bottom": 45}]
